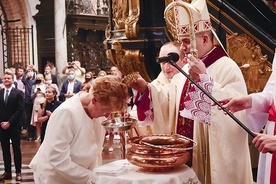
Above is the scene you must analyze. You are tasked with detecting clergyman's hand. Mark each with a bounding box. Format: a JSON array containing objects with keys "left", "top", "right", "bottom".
[
  {"left": 187, "top": 54, "right": 206, "bottom": 81},
  {"left": 129, "top": 76, "right": 148, "bottom": 94},
  {"left": 217, "top": 95, "right": 252, "bottom": 114}
]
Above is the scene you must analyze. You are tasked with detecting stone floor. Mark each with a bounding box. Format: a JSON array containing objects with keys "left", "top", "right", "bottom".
[{"left": 0, "top": 138, "right": 123, "bottom": 184}]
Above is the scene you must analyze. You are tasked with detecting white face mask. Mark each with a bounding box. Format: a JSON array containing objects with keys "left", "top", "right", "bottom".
[
  {"left": 28, "top": 72, "right": 34, "bottom": 77},
  {"left": 45, "top": 80, "right": 52, "bottom": 85},
  {"left": 68, "top": 74, "right": 75, "bottom": 80}
]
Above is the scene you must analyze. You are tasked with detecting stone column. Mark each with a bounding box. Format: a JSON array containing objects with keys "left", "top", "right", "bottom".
[{"left": 54, "top": 0, "right": 67, "bottom": 87}]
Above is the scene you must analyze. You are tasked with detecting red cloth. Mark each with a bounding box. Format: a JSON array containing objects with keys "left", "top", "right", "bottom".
[
  {"left": 268, "top": 102, "right": 276, "bottom": 122},
  {"left": 134, "top": 88, "right": 151, "bottom": 121},
  {"left": 201, "top": 46, "right": 227, "bottom": 67},
  {"left": 269, "top": 102, "right": 276, "bottom": 183},
  {"left": 177, "top": 79, "right": 194, "bottom": 167}
]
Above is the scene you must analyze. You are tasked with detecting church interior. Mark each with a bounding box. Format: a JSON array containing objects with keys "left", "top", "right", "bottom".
[{"left": 0, "top": 0, "right": 275, "bottom": 183}]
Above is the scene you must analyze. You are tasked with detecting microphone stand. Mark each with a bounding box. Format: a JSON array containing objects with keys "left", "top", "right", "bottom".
[{"left": 169, "top": 60, "right": 256, "bottom": 138}]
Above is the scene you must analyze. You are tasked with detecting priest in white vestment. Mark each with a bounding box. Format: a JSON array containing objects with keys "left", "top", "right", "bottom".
[
  {"left": 130, "top": 0, "right": 254, "bottom": 183},
  {"left": 129, "top": 41, "right": 186, "bottom": 135}
]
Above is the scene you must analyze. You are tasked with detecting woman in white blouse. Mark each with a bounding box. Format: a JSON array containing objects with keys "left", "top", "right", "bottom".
[{"left": 29, "top": 75, "right": 130, "bottom": 184}]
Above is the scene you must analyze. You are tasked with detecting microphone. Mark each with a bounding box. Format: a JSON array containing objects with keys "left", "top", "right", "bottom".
[{"left": 156, "top": 52, "right": 179, "bottom": 63}]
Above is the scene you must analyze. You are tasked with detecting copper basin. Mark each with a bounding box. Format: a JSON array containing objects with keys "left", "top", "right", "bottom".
[{"left": 126, "top": 134, "right": 196, "bottom": 172}]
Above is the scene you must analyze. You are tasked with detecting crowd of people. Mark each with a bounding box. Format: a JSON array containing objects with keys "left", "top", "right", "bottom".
[
  {"left": 0, "top": 60, "right": 120, "bottom": 140},
  {"left": 0, "top": 59, "right": 127, "bottom": 182},
  {"left": 0, "top": 0, "right": 275, "bottom": 183}
]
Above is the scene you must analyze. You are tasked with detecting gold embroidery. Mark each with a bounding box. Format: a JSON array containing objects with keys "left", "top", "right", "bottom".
[{"left": 181, "top": 117, "right": 185, "bottom": 125}]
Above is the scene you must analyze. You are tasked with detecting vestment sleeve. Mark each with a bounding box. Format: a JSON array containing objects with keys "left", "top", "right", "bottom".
[
  {"left": 246, "top": 90, "right": 272, "bottom": 132},
  {"left": 134, "top": 87, "right": 154, "bottom": 126},
  {"left": 180, "top": 73, "right": 213, "bottom": 124}
]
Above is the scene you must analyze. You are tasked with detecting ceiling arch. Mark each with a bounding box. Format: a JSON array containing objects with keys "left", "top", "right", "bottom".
[{"left": 0, "top": 0, "right": 29, "bottom": 27}]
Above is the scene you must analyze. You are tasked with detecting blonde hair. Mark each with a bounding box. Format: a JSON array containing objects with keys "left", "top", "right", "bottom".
[
  {"left": 4, "top": 68, "right": 15, "bottom": 76},
  {"left": 36, "top": 73, "right": 45, "bottom": 83},
  {"left": 26, "top": 64, "right": 36, "bottom": 72},
  {"left": 92, "top": 75, "right": 129, "bottom": 112},
  {"left": 45, "top": 76, "right": 52, "bottom": 81},
  {"left": 97, "top": 70, "right": 107, "bottom": 77},
  {"left": 41, "top": 86, "right": 58, "bottom": 113},
  {"left": 2, "top": 70, "right": 14, "bottom": 78}
]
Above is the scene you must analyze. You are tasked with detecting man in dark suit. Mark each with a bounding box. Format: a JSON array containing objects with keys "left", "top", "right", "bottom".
[
  {"left": 44, "top": 64, "right": 58, "bottom": 86},
  {"left": 0, "top": 69, "right": 18, "bottom": 89},
  {"left": 59, "top": 69, "right": 82, "bottom": 101},
  {"left": 0, "top": 71, "right": 24, "bottom": 181}
]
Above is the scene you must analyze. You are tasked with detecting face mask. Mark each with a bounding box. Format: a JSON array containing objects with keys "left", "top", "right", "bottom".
[
  {"left": 45, "top": 80, "right": 52, "bottom": 85},
  {"left": 35, "top": 79, "right": 42, "bottom": 84},
  {"left": 85, "top": 77, "right": 91, "bottom": 81},
  {"left": 28, "top": 72, "right": 34, "bottom": 77},
  {"left": 68, "top": 74, "right": 75, "bottom": 80}
]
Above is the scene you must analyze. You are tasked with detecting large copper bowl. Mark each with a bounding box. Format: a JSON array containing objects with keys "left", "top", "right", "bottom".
[{"left": 126, "top": 134, "right": 197, "bottom": 172}]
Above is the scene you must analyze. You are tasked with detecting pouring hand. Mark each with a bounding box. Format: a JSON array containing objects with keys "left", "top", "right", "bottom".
[{"left": 129, "top": 76, "right": 148, "bottom": 94}]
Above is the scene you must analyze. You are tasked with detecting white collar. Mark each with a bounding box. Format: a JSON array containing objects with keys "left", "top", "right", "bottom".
[{"left": 5, "top": 87, "right": 13, "bottom": 91}]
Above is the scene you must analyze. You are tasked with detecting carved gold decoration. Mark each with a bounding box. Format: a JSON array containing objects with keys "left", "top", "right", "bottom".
[
  {"left": 122, "top": 72, "right": 140, "bottom": 86},
  {"left": 112, "top": 0, "right": 128, "bottom": 30},
  {"left": 106, "top": 0, "right": 170, "bottom": 81},
  {"left": 226, "top": 33, "right": 272, "bottom": 94},
  {"left": 112, "top": 0, "right": 140, "bottom": 39},
  {"left": 106, "top": 41, "right": 151, "bottom": 81},
  {"left": 125, "top": 0, "right": 140, "bottom": 38},
  {"left": 163, "top": 5, "right": 178, "bottom": 42},
  {"left": 105, "top": 24, "right": 110, "bottom": 39}
]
